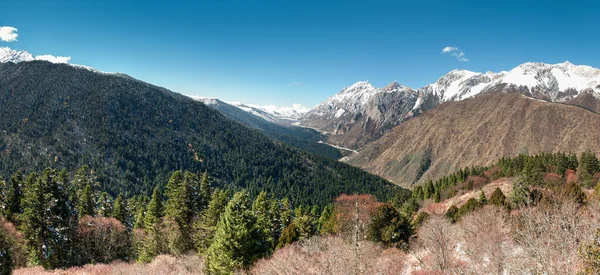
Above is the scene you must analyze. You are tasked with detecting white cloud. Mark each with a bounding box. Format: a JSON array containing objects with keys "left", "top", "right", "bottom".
[
  {"left": 441, "top": 46, "right": 468, "bottom": 62},
  {"left": 0, "top": 26, "right": 18, "bottom": 42},
  {"left": 288, "top": 81, "right": 303, "bottom": 87},
  {"left": 35, "top": 54, "right": 71, "bottom": 64}
]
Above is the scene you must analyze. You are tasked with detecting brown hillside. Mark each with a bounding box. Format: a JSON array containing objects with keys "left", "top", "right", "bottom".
[{"left": 347, "top": 93, "right": 600, "bottom": 187}]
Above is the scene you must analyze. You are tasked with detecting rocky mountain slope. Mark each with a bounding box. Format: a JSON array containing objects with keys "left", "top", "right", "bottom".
[
  {"left": 301, "top": 81, "right": 420, "bottom": 149},
  {"left": 301, "top": 62, "right": 600, "bottom": 150},
  {"left": 346, "top": 93, "right": 600, "bottom": 187}
]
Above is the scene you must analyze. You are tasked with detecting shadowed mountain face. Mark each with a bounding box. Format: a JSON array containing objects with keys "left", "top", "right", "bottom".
[
  {"left": 0, "top": 61, "right": 403, "bottom": 205},
  {"left": 347, "top": 93, "right": 600, "bottom": 187},
  {"left": 195, "top": 98, "right": 342, "bottom": 159}
]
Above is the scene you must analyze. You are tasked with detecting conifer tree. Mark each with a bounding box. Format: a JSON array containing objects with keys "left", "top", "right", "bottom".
[
  {"left": 206, "top": 190, "right": 263, "bottom": 274},
  {"left": 0, "top": 227, "right": 12, "bottom": 275},
  {"left": 366, "top": 204, "right": 412, "bottom": 248},
  {"left": 164, "top": 171, "right": 196, "bottom": 254},
  {"left": 252, "top": 191, "right": 273, "bottom": 254},
  {"left": 5, "top": 171, "right": 24, "bottom": 222},
  {"left": 77, "top": 184, "right": 95, "bottom": 217},
  {"left": 279, "top": 197, "right": 293, "bottom": 227},
  {"left": 138, "top": 187, "right": 164, "bottom": 263},
  {"left": 489, "top": 187, "right": 507, "bottom": 207},
  {"left": 21, "top": 169, "right": 77, "bottom": 269},
  {"left": 478, "top": 190, "right": 487, "bottom": 205},
  {"left": 97, "top": 192, "right": 112, "bottom": 217},
  {"left": 194, "top": 188, "right": 231, "bottom": 254},
  {"left": 113, "top": 193, "right": 128, "bottom": 225}
]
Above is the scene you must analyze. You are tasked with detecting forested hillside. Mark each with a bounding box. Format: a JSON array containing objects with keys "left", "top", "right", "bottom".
[
  {"left": 0, "top": 61, "right": 403, "bottom": 205},
  {"left": 197, "top": 98, "right": 342, "bottom": 159}
]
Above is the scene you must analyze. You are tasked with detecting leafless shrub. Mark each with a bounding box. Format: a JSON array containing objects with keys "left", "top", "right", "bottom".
[
  {"left": 14, "top": 254, "right": 204, "bottom": 275},
  {"left": 414, "top": 215, "right": 458, "bottom": 272},
  {"left": 511, "top": 200, "right": 600, "bottom": 275},
  {"left": 250, "top": 235, "right": 407, "bottom": 275}
]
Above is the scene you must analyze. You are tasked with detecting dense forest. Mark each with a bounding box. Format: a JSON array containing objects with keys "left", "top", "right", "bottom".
[{"left": 0, "top": 61, "right": 404, "bottom": 206}]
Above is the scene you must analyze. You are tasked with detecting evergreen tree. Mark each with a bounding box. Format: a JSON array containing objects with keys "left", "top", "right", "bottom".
[
  {"left": 206, "top": 190, "right": 263, "bottom": 274},
  {"left": 198, "top": 172, "right": 212, "bottom": 211},
  {"left": 317, "top": 204, "right": 335, "bottom": 234},
  {"left": 478, "top": 190, "right": 487, "bottom": 205},
  {"left": 445, "top": 205, "right": 459, "bottom": 223},
  {"left": 279, "top": 197, "right": 293, "bottom": 227},
  {"left": 0, "top": 227, "right": 12, "bottom": 275},
  {"left": 5, "top": 171, "right": 24, "bottom": 222},
  {"left": 77, "top": 184, "right": 95, "bottom": 217},
  {"left": 138, "top": 187, "right": 164, "bottom": 263},
  {"left": 21, "top": 169, "right": 77, "bottom": 269},
  {"left": 510, "top": 178, "right": 531, "bottom": 208},
  {"left": 366, "top": 204, "right": 412, "bottom": 248},
  {"left": 194, "top": 188, "right": 231, "bottom": 254},
  {"left": 522, "top": 158, "right": 544, "bottom": 186},
  {"left": 97, "top": 192, "right": 112, "bottom": 217},
  {"left": 252, "top": 191, "right": 274, "bottom": 254},
  {"left": 164, "top": 171, "right": 193, "bottom": 254},
  {"left": 112, "top": 193, "right": 128, "bottom": 225},
  {"left": 433, "top": 188, "right": 441, "bottom": 203},
  {"left": 579, "top": 151, "right": 600, "bottom": 187},
  {"left": 488, "top": 187, "right": 507, "bottom": 207}
]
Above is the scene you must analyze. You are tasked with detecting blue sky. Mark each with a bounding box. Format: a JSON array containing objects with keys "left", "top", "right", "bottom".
[{"left": 2, "top": 0, "right": 600, "bottom": 107}]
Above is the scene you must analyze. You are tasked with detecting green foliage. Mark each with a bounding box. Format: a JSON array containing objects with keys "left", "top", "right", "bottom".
[
  {"left": 455, "top": 198, "right": 481, "bottom": 221},
  {"left": 562, "top": 182, "right": 586, "bottom": 204},
  {"left": 478, "top": 190, "right": 487, "bottom": 205},
  {"left": 579, "top": 229, "right": 600, "bottom": 275},
  {"left": 399, "top": 198, "right": 420, "bottom": 218},
  {"left": 4, "top": 171, "right": 24, "bottom": 222},
  {"left": 0, "top": 61, "right": 404, "bottom": 207},
  {"left": 277, "top": 223, "right": 299, "bottom": 249},
  {"left": 138, "top": 187, "right": 164, "bottom": 263},
  {"left": 413, "top": 211, "right": 429, "bottom": 228},
  {"left": 317, "top": 205, "right": 335, "bottom": 235},
  {"left": 445, "top": 205, "right": 459, "bottom": 223},
  {"left": 112, "top": 193, "right": 128, "bottom": 225},
  {"left": 206, "top": 191, "right": 264, "bottom": 274},
  {"left": 194, "top": 188, "right": 231, "bottom": 255},
  {"left": 488, "top": 187, "right": 507, "bottom": 207},
  {"left": 0, "top": 227, "right": 13, "bottom": 275},
  {"left": 366, "top": 204, "right": 412, "bottom": 248},
  {"left": 510, "top": 178, "right": 531, "bottom": 208},
  {"left": 579, "top": 151, "right": 600, "bottom": 188},
  {"left": 21, "top": 169, "right": 78, "bottom": 269}
]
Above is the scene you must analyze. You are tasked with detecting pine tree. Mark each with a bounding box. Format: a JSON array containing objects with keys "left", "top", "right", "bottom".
[
  {"left": 97, "top": 192, "right": 112, "bottom": 217},
  {"left": 164, "top": 171, "right": 195, "bottom": 254},
  {"left": 113, "top": 193, "right": 128, "bottom": 225},
  {"left": 194, "top": 188, "right": 231, "bottom": 254},
  {"left": 5, "top": 171, "right": 24, "bottom": 222},
  {"left": 198, "top": 172, "right": 212, "bottom": 211},
  {"left": 433, "top": 188, "right": 441, "bottom": 203},
  {"left": 21, "top": 169, "right": 77, "bottom": 269},
  {"left": 489, "top": 187, "right": 507, "bottom": 207},
  {"left": 0, "top": 227, "right": 12, "bottom": 275},
  {"left": 252, "top": 191, "right": 273, "bottom": 254},
  {"left": 138, "top": 187, "right": 164, "bottom": 263},
  {"left": 206, "top": 190, "right": 263, "bottom": 274},
  {"left": 279, "top": 197, "right": 293, "bottom": 227},
  {"left": 510, "top": 178, "right": 530, "bottom": 208},
  {"left": 317, "top": 204, "right": 335, "bottom": 234},
  {"left": 445, "top": 205, "right": 459, "bottom": 223},
  {"left": 77, "top": 184, "right": 95, "bottom": 217},
  {"left": 366, "top": 204, "right": 412, "bottom": 248},
  {"left": 478, "top": 190, "right": 487, "bottom": 205}
]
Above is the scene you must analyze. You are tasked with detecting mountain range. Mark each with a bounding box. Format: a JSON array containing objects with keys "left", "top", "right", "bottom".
[{"left": 299, "top": 61, "right": 600, "bottom": 150}]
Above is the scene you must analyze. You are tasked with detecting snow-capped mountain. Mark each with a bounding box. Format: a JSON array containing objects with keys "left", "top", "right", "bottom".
[
  {"left": 302, "top": 61, "right": 600, "bottom": 149},
  {"left": 193, "top": 96, "right": 308, "bottom": 125},
  {"left": 0, "top": 47, "right": 35, "bottom": 63},
  {"left": 301, "top": 81, "right": 419, "bottom": 149}
]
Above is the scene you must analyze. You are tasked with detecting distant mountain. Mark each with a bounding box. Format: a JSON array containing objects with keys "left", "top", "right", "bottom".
[
  {"left": 0, "top": 60, "right": 404, "bottom": 205},
  {"left": 192, "top": 97, "right": 341, "bottom": 159},
  {"left": 346, "top": 93, "right": 600, "bottom": 187},
  {"left": 228, "top": 102, "right": 309, "bottom": 125},
  {"left": 301, "top": 81, "right": 419, "bottom": 149},
  {"left": 301, "top": 61, "right": 600, "bottom": 149}
]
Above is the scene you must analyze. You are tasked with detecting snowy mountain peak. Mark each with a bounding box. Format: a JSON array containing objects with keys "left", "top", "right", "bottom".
[{"left": 0, "top": 47, "right": 34, "bottom": 63}]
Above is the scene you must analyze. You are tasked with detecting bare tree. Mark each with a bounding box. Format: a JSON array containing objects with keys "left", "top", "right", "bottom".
[
  {"left": 512, "top": 200, "right": 600, "bottom": 275},
  {"left": 417, "top": 215, "right": 457, "bottom": 272},
  {"left": 458, "top": 206, "right": 514, "bottom": 275}
]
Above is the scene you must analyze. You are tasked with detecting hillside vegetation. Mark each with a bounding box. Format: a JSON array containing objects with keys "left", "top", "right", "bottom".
[{"left": 348, "top": 93, "right": 600, "bottom": 187}]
